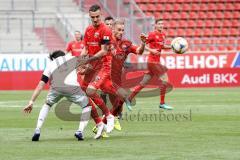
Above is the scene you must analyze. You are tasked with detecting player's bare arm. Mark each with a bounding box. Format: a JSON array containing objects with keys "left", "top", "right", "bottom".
[{"left": 23, "top": 80, "right": 46, "bottom": 113}]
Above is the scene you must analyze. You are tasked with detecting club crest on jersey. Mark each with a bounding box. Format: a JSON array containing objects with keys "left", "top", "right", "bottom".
[{"left": 94, "top": 32, "right": 99, "bottom": 38}]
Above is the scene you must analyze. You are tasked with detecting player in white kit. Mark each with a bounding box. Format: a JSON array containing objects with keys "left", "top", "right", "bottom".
[{"left": 23, "top": 50, "right": 92, "bottom": 141}]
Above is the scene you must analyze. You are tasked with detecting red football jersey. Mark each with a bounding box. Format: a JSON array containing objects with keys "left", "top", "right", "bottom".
[
  {"left": 146, "top": 30, "right": 166, "bottom": 62},
  {"left": 83, "top": 22, "right": 112, "bottom": 70},
  {"left": 66, "top": 40, "right": 84, "bottom": 56},
  {"left": 111, "top": 39, "right": 138, "bottom": 84}
]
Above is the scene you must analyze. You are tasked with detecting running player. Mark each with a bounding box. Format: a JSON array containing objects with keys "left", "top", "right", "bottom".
[
  {"left": 23, "top": 50, "right": 92, "bottom": 141},
  {"left": 79, "top": 4, "right": 116, "bottom": 134},
  {"left": 128, "top": 18, "right": 173, "bottom": 110},
  {"left": 102, "top": 19, "right": 146, "bottom": 130}
]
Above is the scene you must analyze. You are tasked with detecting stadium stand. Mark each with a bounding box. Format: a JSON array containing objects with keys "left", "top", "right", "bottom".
[{"left": 124, "top": 0, "right": 240, "bottom": 51}]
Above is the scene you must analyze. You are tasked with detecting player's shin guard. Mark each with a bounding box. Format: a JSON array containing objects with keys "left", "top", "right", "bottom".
[
  {"left": 129, "top": 84, "right": 144, "bottom": 101},
  {"left": 90, "top": 93, "right": 110, "bottom": 116},
  {"left": 36, "top": 104, "right": 50, "bottom": 130}
]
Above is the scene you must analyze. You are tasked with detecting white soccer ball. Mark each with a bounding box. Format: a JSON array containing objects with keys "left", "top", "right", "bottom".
[{"left": 171, "top": 37, "right": 188, "bottom": 54}]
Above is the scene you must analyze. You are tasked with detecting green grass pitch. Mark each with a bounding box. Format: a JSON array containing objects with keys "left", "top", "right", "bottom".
[{"left": 0, "top": 88, "right": 240, "bottom": 160}]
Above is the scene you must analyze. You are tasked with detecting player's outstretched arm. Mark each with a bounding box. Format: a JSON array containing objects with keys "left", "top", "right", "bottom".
[
  {"left": 163, "top": 44, "right": 172, "bottom": 49},
  {"left": 23, "top": 81, "right": 45, "bottom": 114}
]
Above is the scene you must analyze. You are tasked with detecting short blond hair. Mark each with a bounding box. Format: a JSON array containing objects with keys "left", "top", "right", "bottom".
[{"left": 113, "top": 18, "right": 125, "bottom": 26}]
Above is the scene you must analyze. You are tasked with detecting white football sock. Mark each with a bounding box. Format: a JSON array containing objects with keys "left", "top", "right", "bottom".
[
  {"left": 36, "top": 104, "right": 50, "bottom": 130},
  {"left": 78, "top": 106, "right": 92, "bottom": 133}
]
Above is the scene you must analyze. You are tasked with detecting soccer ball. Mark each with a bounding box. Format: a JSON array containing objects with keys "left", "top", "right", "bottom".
[{"left": 171, "top": 37, "right": 188, "bottom": 54}]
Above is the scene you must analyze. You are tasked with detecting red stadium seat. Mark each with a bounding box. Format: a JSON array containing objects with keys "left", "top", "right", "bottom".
[
  {"left": 191, "top": 3, "right": 200, "bottom": 11},
  {"left": 233, "top": 11, "right": 240, "bottom": 19},
  {"left": 222, "top": 28, "right": 230, "bottom": 36},
  {"left": 145, "top": 12, "right": 153, "bottom": 17},
  {"left": 235, "top": 3, "right": 240, "bottom": 10},
  {"left": 195, "top": 29, "right": 203, "bottom": 37},
  {"left": 223, "top": 11, "right": 232, "bottom": 19},
  {"left": 153, "top": 12, "right": 161, "bottom": 18},
  {"left": 209, "top": 46, "right": 215, "bottom": 51},
  {"left": 198, "top": 12, "right": 207, "bottom": 19},
  {"left": 138, "top": 4, "right": 147, "bottom": 11},
  {"left": 162, "top": 12, "right": 171, "bottom": 20},
  {"left": 202, "top": 39, "right": 212, "bottom": 44},
  {"left": 232, "top": 20, "right": 240, "bottom": 27},
  {"left": 196, "top": 20, "right": 205, "bottom": 28},
  {"left": 178, "top": 20, "right": 188, "bottom": 28},
  {"left": 213, "top": 28, "right": 221, "bottom": 36},
  {"left": 205, "top": 28, "right": 212, "bottom": 37},
  {"left": 229, "top": 28, "right": 239, "bottom": 36},
  {"left": 180, "top": 12, "right": 189, "bottom": 19},
  {"left": 173, "top": 3, "right": 181, "bottom": 11},
  {"left": 167, "top": 29, "right": 176, "bottom": 37},
  {"left": 206, "top": 12, "right": 216, "bottom": 19},
  {"left": 177, "top": 28, "right": 186, "bottom": 37},
  {"left": 148, "top": 4, "right": 156, "bottom": 12},
  {"left": 226, "top": 3, "right": 234, "bottom": 10},
  {"left": 165, "top": 4, "right": 173, "bottom": 11},
  {"left": 172, "top": 12, "right": 181, "bottom": 19},
  {"left": 216, "top": 3, "right": 225, "bottom": 10},
  {"left": 199, "top": 3, "right": 208, "bottom": 11},
  {"left": 193, "top": 39, "right": 202, "bottom": 44},
  {"left": 185, "top": 29, "right": 195, "bottom": 37},
  {"left": 214, "top": 20, "right": 223, "bottom": 28},
  {"left": 205, "top": 20, "right": 214, "bottom": 28},
  {"left": 155, "top": 4, "right": 163, "bottom": 11},
  {"left": 218, "top": 46, "right": 226, "bottom": 51},
  {"left": 208, "top": 3, "right": 217, "bottom": 11},
  {"left": 188, "top": 20, "right": 196, "bottom": 28},
  {"left": 223, "top": 20, "right": 232, "bottom": 27},
  {"left": 216, "top": 12, "right": 224, "bottom": 19},
  {"left": 182, "top": 4, "right": 191, "bottom": 11},
  {"left": 169, "top": 21, "right": 178, "bottom": 28},
  {"left": 237, "top": 46, "right": 240, "bottom": 51},
  {"left": 200, "top": 46, "right": 208, "bottom": 51},
  {"left": 189, "top": 11, "right": 198, "bottom": 19}
]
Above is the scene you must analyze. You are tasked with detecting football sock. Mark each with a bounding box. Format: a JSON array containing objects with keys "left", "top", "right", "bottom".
[
  {"left": 160, "top": 84, "right": 167, "bottom": 104},
  {"left": 78, "top": 106, "right": 92, "bottom": 133},
  {"left": 90, "top": 101, "right": 102, "bottom": 124},
  {"left": 36, "top": 104, "right": 50, "bottom": 130},
  {"left": 90, "top": 93, "right": 110, "bottom": 116},
  {"left": 129, "top": 84, "right": 144, "bottom": 101}
]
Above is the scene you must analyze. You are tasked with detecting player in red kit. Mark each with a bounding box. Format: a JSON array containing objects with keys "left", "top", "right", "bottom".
[
  {"left": 128, "top": 18, "right": 173, "bottom": 110},
  {"left": 105, "top": 19, "right": 146, "bottom": 130},
  {"left": 79, "top": 4, "right": 118, "bottom": 136},
  {"left": 66, "top": 30, "right": 84, "bottom": 56}
]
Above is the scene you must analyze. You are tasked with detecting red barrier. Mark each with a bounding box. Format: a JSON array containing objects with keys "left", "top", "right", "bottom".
[
  {"left": 0, "top": 68, "right": 239, "bottom": 90},
  {"left": 0, "top": 71, "right": 49, "bottom": 90}
]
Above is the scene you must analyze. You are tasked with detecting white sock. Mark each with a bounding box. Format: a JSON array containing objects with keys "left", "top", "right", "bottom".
[
  {"left": 36, "top": 104, "right": 50, "bottom": 130},
  {"left": 78, "top": 106, "right": 92, "bottom": 133}
]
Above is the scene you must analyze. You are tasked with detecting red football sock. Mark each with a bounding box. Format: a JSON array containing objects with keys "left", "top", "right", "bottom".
[
  {"left": 90, "top": 93, "right": 110, "bottom": 116},
  {"left": 129, "top": 84, "right": 144, "bottom": 101},
  {"left": 160, "top": 84, "right": 166, "bottom": 104},
  {"left": 89, "top": 99, "right": 102, "bottom": 124}
]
